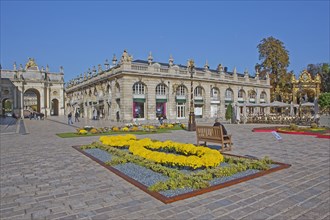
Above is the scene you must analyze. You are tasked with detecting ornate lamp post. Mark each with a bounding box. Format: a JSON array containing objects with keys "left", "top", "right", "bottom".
[{"left": 187, "top": 59, "right": 196, "bottom": 131}]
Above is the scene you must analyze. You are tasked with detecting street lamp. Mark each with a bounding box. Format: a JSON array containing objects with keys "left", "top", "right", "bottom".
[{"left": 187, "top": 59, "right": 196, "bottom": 131}]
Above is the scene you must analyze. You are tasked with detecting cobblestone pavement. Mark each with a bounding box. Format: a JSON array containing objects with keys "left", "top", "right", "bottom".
[
  {"left": 0, "top": 117, "right": 329, "bottom": 220},
  {"left": 0, "top": 117, "right": 19, "bottom": 135}
]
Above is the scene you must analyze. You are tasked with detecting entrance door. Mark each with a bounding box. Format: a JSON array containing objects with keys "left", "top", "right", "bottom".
[{"left": 51, "top": 99, "right": 59, "bottom": 115}]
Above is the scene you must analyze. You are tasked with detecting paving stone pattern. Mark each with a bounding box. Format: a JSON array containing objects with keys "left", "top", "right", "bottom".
[{"left": 0, "top": 116, "right": 329, "bottom": 220}]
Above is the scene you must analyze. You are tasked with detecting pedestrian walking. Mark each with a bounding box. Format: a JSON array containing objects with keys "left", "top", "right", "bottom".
[
  {"left": 75, "top": 111, "right": 80, "bottom": 122},
  {"left": 68, "top": 112, "right": 73, "bottom": 125}
]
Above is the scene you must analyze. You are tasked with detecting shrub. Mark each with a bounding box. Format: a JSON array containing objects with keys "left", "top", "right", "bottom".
[
  {"left": 122, "top": 127, "right": 129, "bottom": 132},
  {"left": 167, "top": 124, "right": 174, "bottom": 128},
  {"left": 180, "top": 124, "right": 186, "bottom": 129},
  {"left": 289, "top": 124, "right": 298, "bottom": 130},
  {"left": 310, "top": 123, "right": 318, "bottom": 129},
  {"left": 90, "top": 128, "right": 99, "bottom": 134},
  {"left": 112, "top": 127, "right": 119, "bottom": 132},
  {"left": 131, "top": 126, "right": 139, "bottom": 132}
]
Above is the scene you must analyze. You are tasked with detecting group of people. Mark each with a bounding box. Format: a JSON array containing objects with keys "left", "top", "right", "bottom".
[
  {"left": 29, "top": 111, "right": 44, "bottom": 120},
  {"left": 68, "top": 111, "right": 80, "bottom": 125}
]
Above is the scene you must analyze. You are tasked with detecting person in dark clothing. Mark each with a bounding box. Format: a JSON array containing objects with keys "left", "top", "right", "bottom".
[
  {"left": 116, "top": 111, "right": 120, "bottom": 122},
  {"left": 213, "top": 118, "right": 228, "bottom": 135},
  {"left": 75, "top": 111, "right": 80, "bottom": 122},
  {"left": 68, "top": 112, "right": 73, "bottom": 125},
  {"left": 213, "top": 118, "right": 230, "bottom": 147},
  {"left": 158, "top": 115, "right": 164, "bottom": 125}
]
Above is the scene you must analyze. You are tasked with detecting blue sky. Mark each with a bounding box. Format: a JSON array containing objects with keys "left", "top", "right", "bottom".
[{"left": 1, "top": 1, "right": 329, "bottom": 81}]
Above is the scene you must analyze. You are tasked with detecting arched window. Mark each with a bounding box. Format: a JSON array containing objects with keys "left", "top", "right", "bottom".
[
  {"left": 210, "top": 88, "right": 219, "bottom": 98},
  {"left": 107, "top": 85, "right": 111, "bottom": 94},
  {"left": 249, "top": 90, "right": 256, "bottom": 103},
  {"left": 238, "top": 90, "right": 245, "bottom": 98},
  {"left": 156, "top": 84, "right": 166, "bottom": 95},
  {"left": 176, "top": 85, "right": 186, "bottom": 96},
  {"left": 260, "top": 92, "right": 267, "bottom": 103},
  {"left": 194, "top": 86, "right": 203, "bottom": 97},
  {"left": 225, "top": 88, "right": 233, "bottom": 100},
  {"left": 133, "top": 82, "right": 145, "bottom": 95}
]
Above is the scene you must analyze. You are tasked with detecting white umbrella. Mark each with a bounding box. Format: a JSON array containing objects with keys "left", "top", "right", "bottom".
[
  {"left": 301, "top": 102, "right": 314, "bottom": 107},
  {"left": 235, "top": 104, "right": 240, "bottom": 123},
  {"left": 290, "top": 101, "right": 294, "bottom": 116},
  {"left": 243, "top": 102, "right": 247, "bottom": 124},
  {"left": 269, "top": 101, "right": 291, "bottom": 107}
]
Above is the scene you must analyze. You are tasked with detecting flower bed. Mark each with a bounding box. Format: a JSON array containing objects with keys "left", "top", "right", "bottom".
[
  {"left": 57, "top": 123, "right": 185, "bottom": 138},
  {"left": 253, "top": 126, "right": 330, "bottom": 139},
  {"left": 73, "top": 135, "right": 290, "bottom": 203}
]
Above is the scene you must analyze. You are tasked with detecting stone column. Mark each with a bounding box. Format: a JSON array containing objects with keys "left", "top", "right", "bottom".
[
  {"left": 20, "top": 87, "right": 24, "bottom": 118},
  {"left": 13, "top": 87, "right": 17, "bottom": 108}
]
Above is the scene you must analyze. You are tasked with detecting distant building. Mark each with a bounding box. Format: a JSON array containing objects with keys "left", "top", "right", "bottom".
[
  {"left": 0, "top": 58, "right": 65, "bottom": 117},
  {"left": 65, "top": 50, "right": 271, "bottom": 122}
]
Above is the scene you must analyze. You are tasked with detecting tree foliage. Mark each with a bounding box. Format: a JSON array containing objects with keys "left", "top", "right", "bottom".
[
  {"left": 318, "top": 93, "right": 330, "bottom": 112},
  {"left": 307, "top": 63, "right": 330, "bottom": 93},
  {"left": 225, "top": 103, "right": 233, "bottom": 121},
  {"left": 257, "top": 36, "right": 290, "bottom": 79},
  {"left": 256, "top": 37, "right": 291, "bottom": 102}
]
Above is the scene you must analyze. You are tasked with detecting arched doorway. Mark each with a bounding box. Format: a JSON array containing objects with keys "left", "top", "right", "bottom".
[
  {"left": 2, "top": 98, "right": 13, "bottom": 116},
  {"left": 51, "top": 99, "right": 59, "bottom": 116},
  {"left": 24, "top": 89, "right": 40, "bottom": 112}
]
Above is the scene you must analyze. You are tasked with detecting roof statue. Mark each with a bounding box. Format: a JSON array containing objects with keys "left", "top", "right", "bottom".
[
  {"left": 112, "top": 54, "right": 117, "bottom": 66},
  {"left": 148, "top": 52, "right": 153, "bottom": 65},
  {"left": 204, "top": 60, "right": 209, "bottom": 70},
  {"left": 217, "top": 64, "right": 223, "bottom": 73},
  {"left": 120, "top": 50, "right": 132, "bottom": 64},
  {"left": 233, "top": 67, "right": 237, "bottom": 75},
  {"left": 169, "top": 55, "right": 174, "bottom": 66},
  {"left": 25, "top": 58, "right": 38, "bottom": 70}
]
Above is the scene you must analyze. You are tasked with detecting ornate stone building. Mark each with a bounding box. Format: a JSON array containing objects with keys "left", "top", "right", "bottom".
[
  {"left": 0, "top": 58, "right": 65, "bottom": 117},
  {"left": 271, "top": 70, "right": 321, "bottom": 106},
  {"left": 65, "top": 50, "right": 271, "bottom": 122}
]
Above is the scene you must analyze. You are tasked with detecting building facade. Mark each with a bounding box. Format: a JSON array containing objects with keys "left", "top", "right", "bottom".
[
  {"left": 65, "top": 50, "right": 271, "bottom": 122},
  {"left": 0, "top": 58, "right": 65, "bottom": 117}
]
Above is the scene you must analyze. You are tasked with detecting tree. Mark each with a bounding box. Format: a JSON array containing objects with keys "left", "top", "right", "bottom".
[
  {"left": 307, "top": 63, "right": 330, "bottom": 93},
  {"left": 257, "top": 36, "right": 291, "bottom": 102},
  {"left": 257, "top": 36, "right": 290, "bottom": 80},
  {"left": 318, "top": 92, "right": 330, "bottom": 113},
  {"left": 225, "top": 103, "right": 233, "bottom": 122}
]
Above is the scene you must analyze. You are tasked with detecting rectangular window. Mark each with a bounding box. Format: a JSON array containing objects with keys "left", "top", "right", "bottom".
[{"left": 176, "top": 102, "right": 185, "bottom": 119}]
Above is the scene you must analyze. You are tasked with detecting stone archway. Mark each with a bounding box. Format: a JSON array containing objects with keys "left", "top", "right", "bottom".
[
  {"left": 51, "top": 99, "right": 59, "bottom": 116},
  {"left": 2, "top": 98, "right": 13, "bottom": 116},
  {"left": 24, "top": 89, "right": 40, "bottom": 112}
]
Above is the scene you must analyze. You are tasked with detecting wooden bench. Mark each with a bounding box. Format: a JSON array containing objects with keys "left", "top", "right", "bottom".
[{"left": 196, "top": 125, "right": 233, "bottom": 152}]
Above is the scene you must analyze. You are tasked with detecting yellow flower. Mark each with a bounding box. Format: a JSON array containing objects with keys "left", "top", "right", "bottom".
[{"left": 79, "top": 129, "right": 88, "bottom": 135}]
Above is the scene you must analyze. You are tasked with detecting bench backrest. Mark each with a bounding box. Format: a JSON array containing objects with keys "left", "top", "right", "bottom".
[{"left": 196, "top": 125, "right": 224, "bottom": 141}]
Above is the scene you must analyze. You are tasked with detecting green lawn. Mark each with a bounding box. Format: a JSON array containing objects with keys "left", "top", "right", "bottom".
[{"left": 56, "top": 127, "right": 183, "bottom": 138}]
